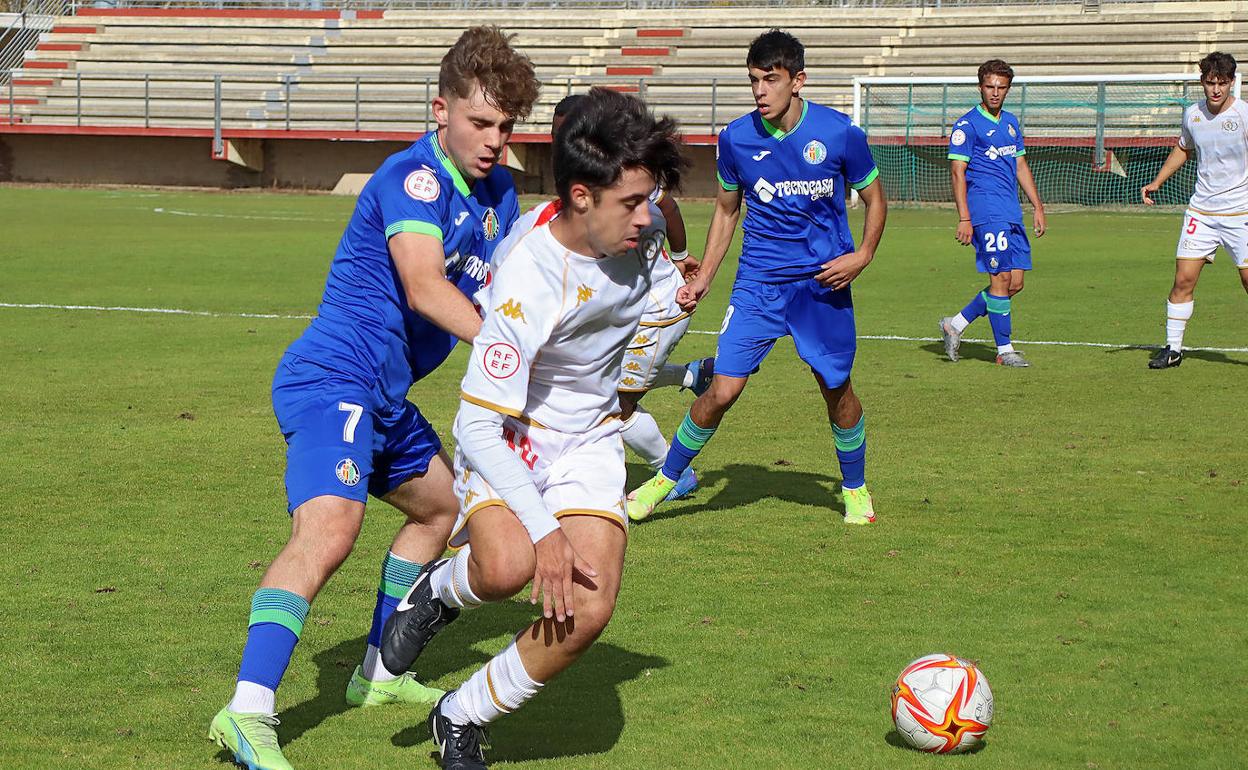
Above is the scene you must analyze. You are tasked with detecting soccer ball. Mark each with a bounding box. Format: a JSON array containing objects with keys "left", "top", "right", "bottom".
[{"left": 891, "top": 654, "right": 993, "bottom": 753}]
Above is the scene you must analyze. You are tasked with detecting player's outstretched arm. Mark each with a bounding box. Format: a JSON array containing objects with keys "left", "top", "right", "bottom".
[
  {"left": 390, "top": 231, "right": 484, "bottom": 343},
  {"left": 816, "top": 177, "right": 887, "bottom": 290},
  {"left": 1016, "top": 155, "right": 1046, "bottom": 237},
  {"left": 950, "top": 160, "right": 973, "bottom": 246},
  {"left": 677, "top": 185, "right": 742, "bottom": 310},
  {"left": 1141, "top": 145, "right": 1193, "bottom": 205}
]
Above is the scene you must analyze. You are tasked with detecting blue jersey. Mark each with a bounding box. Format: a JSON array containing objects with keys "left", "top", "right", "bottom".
[
  {"left": 716, "top": 100, "right": 879, "bottom": 283},
  {"left": 948, "top": 105, "right": 1026, "bottom": 226},
  {"left": 285, "top": 132, "right": 518, "bottom": 406}
]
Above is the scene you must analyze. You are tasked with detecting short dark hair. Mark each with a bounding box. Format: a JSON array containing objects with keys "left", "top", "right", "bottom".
[
  {"left": 553, "top": 87, "right": 686, "bottom": 202},
  {"left": 746, "top": 29, "right": 804, "bottom": 77},
  {"left": 1200, "top": 51, "right": 1237, "bottom": 81},
  {"left": 439, "top": 26, "right": 540, "bottom": 120},
  {"left": 553, "top": 94, "right": 585, "bottom": 118},
  {"left": 978, "top": 59, "right": 1014, "bottom": 85}
]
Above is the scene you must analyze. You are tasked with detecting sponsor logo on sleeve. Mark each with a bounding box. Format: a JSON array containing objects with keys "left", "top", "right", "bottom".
[
  {"left": 483, "top": 342, "right": 520, "bottom": 379},
  {"left": 403, "top": 169, "right": 440, "bottom": 202},
  {"left": 951, "top": 129, "right": 967, "bottom": 146}
]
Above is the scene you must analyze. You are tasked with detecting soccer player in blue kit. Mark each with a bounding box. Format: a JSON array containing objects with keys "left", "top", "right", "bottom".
[
  {"left": 208, "top": 27, "right": 539, "bottom": 770},
  {"left": 627, "top": 29, "right": 887, "bottom": 525},
  {"left": 939, "top": 59, "right": 1046, "bottom": 367}
]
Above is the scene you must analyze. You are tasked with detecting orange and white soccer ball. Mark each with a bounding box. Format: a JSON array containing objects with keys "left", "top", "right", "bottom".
[{"left": 891, "top": 654, "right": 993, "bottom": 753}]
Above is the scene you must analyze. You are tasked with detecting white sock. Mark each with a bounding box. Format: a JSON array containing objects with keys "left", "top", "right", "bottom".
[
  {"left": 1166, "top": 300, "right": 1193, "bottom": 351},
  {"left": 229, "top": 680, "right": 276, "bottom": 715},
  {"left": 951, "top": 313, "right": 971, "bottom": 333},
  {"left": 361, "top": 644, "right": 398, "bottom": 682},
  {"left": 997, "top": 343, "right": 1015, "bottom": 355},
  {"left": 648, "top": 363, "right": 687, "bottom": 389},
  {"left": 620, "top": 407, "right": 669, "bottom": 471},
  {"left": 441, "top": 639, "right": 542, "bottom": 726},
  {"left": 432, "top": 547, "right": 483, "bottom": 610}
]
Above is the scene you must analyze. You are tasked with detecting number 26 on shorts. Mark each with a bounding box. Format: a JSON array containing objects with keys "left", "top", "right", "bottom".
[{"left": 983, "top": 230, "right": 1009, "bottom": 253}]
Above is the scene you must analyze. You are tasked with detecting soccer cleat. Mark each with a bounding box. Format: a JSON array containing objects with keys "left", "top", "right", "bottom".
[
  {"left": 428, "top": 692, "right": 490, "bottom": 770},
  {"left": 663, "top": 467, "right": 699, "bottom": 502},
  {"left": 682, "top": 356, "right": 716, "bottom": 397},
  {"left": 380, "top": 558, "right": 460, "bottom": 676},
  {"left": 842, "top": 485, "right": 877, "bottom": 525},
  {"left": 626, "top": 472, "right": 677, "bottom": 521},
  {"left": 208, "top": 707, "right": 294, "bottom": 770},
  {"left": 344, "top": 665, "right": 444, "bottom": 707},
  {"left": 939, "top": 317, "right": 962, "bottom": 362},
  {"left": 996, "top": 351, "right": 1030, "bottom": 367},
  {"left": 1148, "top": 345, "right": 1182, "bottom": 369}
]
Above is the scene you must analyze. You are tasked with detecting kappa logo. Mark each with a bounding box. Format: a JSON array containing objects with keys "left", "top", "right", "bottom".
[
  {"left": 483, "top": 342, "right": 520, "bottom": 379},
  {"left": 625, "top": 361, "right": 643, "bottom": 372},
  {"left": 576, "top": 285, "right": 595, "bottom": 306},
  {"left": 752, "top": 149, "right": 772, "bottom": 161},
  {"left": 621, "top": 377, "right": 640, "bottom": 387},
  {"left": 632, "top": 333, "right": 651, "bottom": 346},
  {"left": 494, "top": 298, "right": 526, "bottom": 324},
  {"left": 462, "top": 489, "right": 478, "bottom": 506},
  {"left": 403, "top": 169, "right": 440, "bottom": 202},
  {"left": 335, "top": 458, "right": 361, "bottom": 487}
]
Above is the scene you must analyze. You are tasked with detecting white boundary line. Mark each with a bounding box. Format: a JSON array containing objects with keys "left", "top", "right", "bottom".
[{"left": 3, "top": 301, "right": 1246, "bottom": 353}]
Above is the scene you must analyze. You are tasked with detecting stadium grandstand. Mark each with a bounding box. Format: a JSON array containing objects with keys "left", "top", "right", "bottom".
[{"left": 0, "top": 0, "right": 1243, "bottom": 196}]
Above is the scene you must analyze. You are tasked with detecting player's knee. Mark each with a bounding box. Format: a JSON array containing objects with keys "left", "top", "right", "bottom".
[
  {"left": 567, "top": 591, "right": 617, "bottom": 648},
  {"left": 705, "top": 377, "right": 744, "bottom": 412},
  {"left": 1239, "top": 271, "right": 1248, "bottom": 293},
  {"left": 470, "top": 548, "right": 535, "bottom": 601}
]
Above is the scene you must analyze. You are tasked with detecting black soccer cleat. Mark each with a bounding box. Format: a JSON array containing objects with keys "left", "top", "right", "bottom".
[
  {"left": 1148, "top": 345, "right": 1183, "bottom": 369},
  {"left": 380, "top": 558, "right": 460, "bottom": 674},
  {"left": 428, "top": 692, "right": 489, "bottom": 770}
]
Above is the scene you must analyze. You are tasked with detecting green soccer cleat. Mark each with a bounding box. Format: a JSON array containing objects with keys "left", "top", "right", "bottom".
[
  {"left": 626, "top": 473, "right": 677, "bottom": 522},
  {"left": 208, "top": 707, "right": 294, "bottom": 770},
  {"left": 842, "top": 485, "right": 877, "bottom": 525},
  {"left": 344, "top": 665, "right": 445, "bottom": 707}
]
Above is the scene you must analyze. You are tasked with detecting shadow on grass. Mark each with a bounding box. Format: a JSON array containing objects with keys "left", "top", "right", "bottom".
[
  {"left": 920, "top": 340, "right": 997, "bottom": 363},
  {"left": 389, "top": 600, "right": 670, "bottom": 762},
  {"left": 627, "top": 461, "right": 845, "bottom": 524},
  {"left": 884, "top": 729, "right": 988, "bottom": 755},
  {"left": 1104, "top": 344, "right": 1248, "bottom": 368}
]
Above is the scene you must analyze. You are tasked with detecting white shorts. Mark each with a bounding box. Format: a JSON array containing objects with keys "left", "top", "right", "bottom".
[
  {"left": 448, "top": 416, "right": 627, "bottom": 547},
  {"left": 1176, "top": 210, "right": 1248, "bottom": 268},
  {"left": 620, "top": 312, "right": 692, "bottom": 392}
]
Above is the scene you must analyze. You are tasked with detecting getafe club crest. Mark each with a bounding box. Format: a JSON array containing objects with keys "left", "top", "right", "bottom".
[
  {"left": 1007, "top": 124, "right": 1016, "bottom": 138},
  {"left": 482, "top": 208, "right": 500, "bottom": 241},
  {"left": 336, "top": 458, "right": 361, "bottom": 487},
  {"left": 803, "top": 140, "right": 827, "bottom": 165}
]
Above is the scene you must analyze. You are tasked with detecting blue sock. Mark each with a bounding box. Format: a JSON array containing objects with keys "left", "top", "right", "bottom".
[
  {"left": 832, "top": 415, "right": 867, "bottom": 490},
  {"left": 660, "top": 412, "right": 717, "bottom": 482},
  {"left": 986, "top": 293, "right": 1012, "bottom": 348},
  {"left": 367, "top": 552, "right": 422, "bottom": 648},
  {"left": 959, "top": 289, "right": 989, "bottom": 324},
  {"left": 237, "top": 588, "right": 310, "bottom": 691}
]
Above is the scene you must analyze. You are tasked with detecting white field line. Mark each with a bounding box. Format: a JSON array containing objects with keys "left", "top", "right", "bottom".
[
  {"left": 3, "top": 301, "right": 1246, "bottom": 354},
  {"left": 151, "top": 207, "right": 343, "bottom": 223}
]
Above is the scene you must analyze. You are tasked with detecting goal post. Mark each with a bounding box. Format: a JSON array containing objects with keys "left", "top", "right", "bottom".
[{"left": 852, "top": 73, "right": 1243, "bottom": 207}]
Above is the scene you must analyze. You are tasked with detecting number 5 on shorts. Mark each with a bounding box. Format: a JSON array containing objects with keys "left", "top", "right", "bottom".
[
  {"left": 338, "top": 402, "right": 363, "bottom": 443},
  {"left": 1185, "top": 216, "right": 1198, "bottom": 235}
]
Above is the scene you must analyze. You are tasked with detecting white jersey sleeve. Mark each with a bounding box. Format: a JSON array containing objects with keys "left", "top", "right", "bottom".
[
  {"left": 461, "top": 237, "right": 563, "bottom": 418},
  {"left": 1179, "top": 104, "right": 1195, "bottom": 151}
]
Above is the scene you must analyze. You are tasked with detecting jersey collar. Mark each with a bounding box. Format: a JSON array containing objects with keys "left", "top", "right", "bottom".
[
  {"left": 976, "top": 103, "right": 1002, "bottom": 124},
  {"left": 432, "top": 132, "right": 473, "bottom": 197},
  {"left": 759, "top": 99, "right": 809, "bottom": 142}
]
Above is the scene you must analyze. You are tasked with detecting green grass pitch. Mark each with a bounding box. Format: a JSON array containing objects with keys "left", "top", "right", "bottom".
[{"left": 1, "top": 185, "right": 1244, "bottom": 769}]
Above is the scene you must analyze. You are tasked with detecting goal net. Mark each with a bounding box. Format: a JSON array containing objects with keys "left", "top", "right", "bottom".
[{"left": 853, "top": 74, "right": 1242, "bottom": 208}]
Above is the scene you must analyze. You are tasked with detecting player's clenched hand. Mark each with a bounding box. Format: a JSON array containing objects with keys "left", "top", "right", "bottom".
[
  {"left": 676, "top": 276, "right": 709, "bottom": 311},
  {"left": 1033, "top": 208, "right": 1047, "bottom": 238},
  {"left": 816, "top": 250, "right": 872, "bottom": 290},
  {"left": 1140, "top": 182, "right": 1160, "bottom": 206},
  {"left": 956, "top": 220, "right": 974, "bottom": 246},
  {"left": 531, "top": 528, "right": 596, "bottom": 623}
]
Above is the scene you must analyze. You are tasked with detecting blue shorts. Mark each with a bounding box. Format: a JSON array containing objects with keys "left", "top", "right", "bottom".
[
  {"left": 973, "top": 221, "right": 1031, "bottom": 274},
  {"left": 271, "top": 354, "right": 442, "bottom": 513},
  {"left": 714, "top": 277, "right": 856, "bottom": 388}
]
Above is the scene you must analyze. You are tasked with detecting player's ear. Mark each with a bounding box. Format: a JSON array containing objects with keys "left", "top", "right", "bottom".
[
  {"left": 568, "top": 182, "right": 593, "bottom": 214},
  {"left": 432, "top": 95, "right": 450, "bottom": 129},
  {"left": 790, "top": 70, "right": 807, "bottom": 95}
]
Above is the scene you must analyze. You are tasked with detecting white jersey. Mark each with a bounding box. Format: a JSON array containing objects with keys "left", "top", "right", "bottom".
[
  {"left": 461, "top": 223, "right": 652, "bottom": 433},
  {"left": 1180, "top": 98, "right": 1248, "bottom": 214}
]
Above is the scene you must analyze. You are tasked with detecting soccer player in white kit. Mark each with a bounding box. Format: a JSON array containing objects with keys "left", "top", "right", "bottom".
[
  {"left": 378, "top": 87, "right": 686, "bottom": 770},
  {"left": 1142, "top": 52, "right": 1248, "bottom": 369}
]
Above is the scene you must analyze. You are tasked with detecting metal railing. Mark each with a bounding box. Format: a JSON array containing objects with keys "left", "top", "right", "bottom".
[{"left": 0, "top": 0, "right": 71, "bottom": 85}]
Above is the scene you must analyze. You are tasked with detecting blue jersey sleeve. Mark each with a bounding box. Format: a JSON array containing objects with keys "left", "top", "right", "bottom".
[
  {"left": 1014, "top": 118, "right": 1026, "bottom": 157},
  {"left": 715, "top": 128, "right": 740, "bottom": 191},
  {"left": 376, "top": 164, "right": 451, "bottom": 243},
  {"left": 948, "top": 119, "right": 973, "bottom": 162},
  {"left": 844, "top": 124, "right": 879, "bottom": 190}
]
